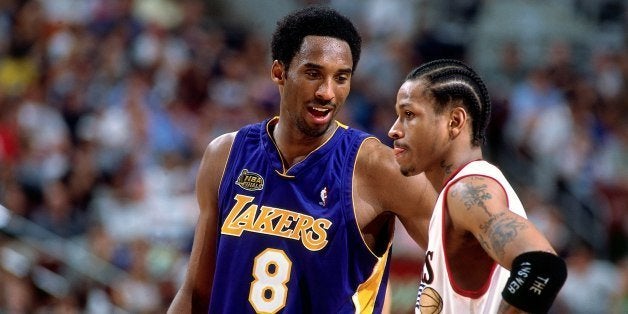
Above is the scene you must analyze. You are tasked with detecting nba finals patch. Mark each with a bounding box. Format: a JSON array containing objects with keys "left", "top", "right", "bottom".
[{"left": 235, "top": 169, "right": 264, "bottom": 191}]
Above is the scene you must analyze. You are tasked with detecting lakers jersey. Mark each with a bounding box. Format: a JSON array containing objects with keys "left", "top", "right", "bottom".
[
  {"left": 209, "top": 118, "right": 392, "bottom": 313},
  {"left": 415, "top": 161, "right": 528, "bottom": 314}
]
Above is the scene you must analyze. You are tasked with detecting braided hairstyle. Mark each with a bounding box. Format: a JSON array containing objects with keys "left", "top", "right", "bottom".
[
  {"left": 406, "top": 59, "right": 491, "bottom": 146},
  {"left": 271, "top": 6, "right": 361, "bottom": 73}
]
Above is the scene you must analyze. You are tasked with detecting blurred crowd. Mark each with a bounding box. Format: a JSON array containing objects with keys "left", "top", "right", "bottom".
[{"left": 0, "top": 0, "right": 625, "bottom": 313}]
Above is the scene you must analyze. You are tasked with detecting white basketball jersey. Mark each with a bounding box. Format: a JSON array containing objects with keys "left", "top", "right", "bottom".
[{"left": 415, "top": 160, "right": 528, "bottom": 314}]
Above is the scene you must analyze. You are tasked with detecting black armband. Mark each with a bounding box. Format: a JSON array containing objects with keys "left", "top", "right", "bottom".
[{"left": 501, "top": 251, "right": 567, "bottom": 314}]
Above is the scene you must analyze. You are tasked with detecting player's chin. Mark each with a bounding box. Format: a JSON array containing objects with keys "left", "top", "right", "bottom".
[
  {"left": 394, "top": 155, "right": 414, "bottom": 175},
  {"left": 300, "top": 124, "right": 328, "bottom": 138}
]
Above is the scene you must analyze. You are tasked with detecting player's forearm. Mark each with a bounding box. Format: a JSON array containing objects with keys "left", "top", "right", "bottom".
[
  {"left": 497, "top": 300, "right": 528, "bottom": 314},
  {"left": 167, "top": 289, "right": 192, "bottom": 314}
]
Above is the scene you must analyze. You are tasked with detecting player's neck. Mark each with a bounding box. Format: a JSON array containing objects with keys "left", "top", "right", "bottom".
[
  {"left": 270, "top": 119, "right": 338, "bottom": 168},
  {"left": 430, "top": 147, "right": 483, "bottom": 191}
]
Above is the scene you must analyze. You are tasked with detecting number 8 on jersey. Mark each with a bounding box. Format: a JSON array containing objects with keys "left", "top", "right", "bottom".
[{"left": 249, "top": 248, "right": 292, "bottom": 313}]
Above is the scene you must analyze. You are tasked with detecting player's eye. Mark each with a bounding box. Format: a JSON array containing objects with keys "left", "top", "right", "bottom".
[
  {"left": 335, "top": 74, "right": 349, "bottom": 83},
  {"left": 305, "top": 71, "right": 321, "bottom": 79}
]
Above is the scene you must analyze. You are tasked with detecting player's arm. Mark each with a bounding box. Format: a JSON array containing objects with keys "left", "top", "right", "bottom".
[
  {"left": 447, "top": 176, "right": 567, "bottom": 314},
  {"left": 168, "top": 132, "right": 236, "bottom": 314},
  {"left": 356, "top": 138, "right": 436, "bottom": 249}
]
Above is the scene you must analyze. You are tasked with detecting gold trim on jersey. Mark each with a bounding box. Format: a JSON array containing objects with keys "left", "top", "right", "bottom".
[
  {"left": 266, "top": 117, "right": 344, "bottom": 177},
  {"left": 351, "top": 136, "right": 390, "bottom": 259},
  {"left": 351, "top": 242, "right": 392, "bottom": 313}
]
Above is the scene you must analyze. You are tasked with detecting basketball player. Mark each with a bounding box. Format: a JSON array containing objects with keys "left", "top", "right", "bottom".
[
  {"left": 168, "top": 7, "right": 436, "bottom": 313},
  {"left": 388, "top": 59, "right": 567, "bottom": 313}
]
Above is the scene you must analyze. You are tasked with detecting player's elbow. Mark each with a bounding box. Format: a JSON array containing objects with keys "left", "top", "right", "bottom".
[
  {"left": 168, "top": 279, "right": 211, "bottom": 314},
  {"left": 167, "top": 287, "right": 210, "bottom": 314}
]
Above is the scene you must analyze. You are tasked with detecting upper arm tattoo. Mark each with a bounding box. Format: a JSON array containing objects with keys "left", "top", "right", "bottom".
[
  {"left": 451, "top": 177, "right": 527, "bottom": 259},
  {"left": 479, "top": 212, "right": 527, "bottom": 259},
  {"left": 451, "top": 178, "right": 492, "bottom": 216}
]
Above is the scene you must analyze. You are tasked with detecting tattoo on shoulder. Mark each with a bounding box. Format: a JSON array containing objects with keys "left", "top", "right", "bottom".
[
  {"left": 480, "top": 212, "right": 527, "bottom": 259},
  {"left": 453, "top": 180, "right": 492, "bottom": 216}
]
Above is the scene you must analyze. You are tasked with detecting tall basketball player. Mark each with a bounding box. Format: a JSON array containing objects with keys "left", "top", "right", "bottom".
[{"left": 168, "top": 7, "right": 436, "bottom": 313}]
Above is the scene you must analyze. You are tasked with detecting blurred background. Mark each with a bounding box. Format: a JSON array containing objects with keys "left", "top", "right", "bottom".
[{"left": 0, "top": 0, "right": 625, "bottom": 313}]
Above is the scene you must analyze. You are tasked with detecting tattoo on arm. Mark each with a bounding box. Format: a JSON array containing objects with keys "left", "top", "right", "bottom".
[
  {"left": 451, "top": 178, "right": 526, "bottom": 259},
  {"left": 477, "top": 234, "right": 491, "bottom": 252},
  {"left": 479, "top": 212, "right": 527, "bottom": 259},
  {"left": 452, "top": 180, "right": 492, "bottom": 216}
]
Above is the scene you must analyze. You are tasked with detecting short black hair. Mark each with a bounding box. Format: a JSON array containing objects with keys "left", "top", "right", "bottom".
[
  {"left": 406, "top": 59, "right": 491, "bottom": 146},
  {"left": 271, "top": 6, "right": 361, "bottom": 72}
]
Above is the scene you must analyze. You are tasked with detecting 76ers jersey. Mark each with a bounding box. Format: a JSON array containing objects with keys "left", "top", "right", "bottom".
[
  {"left": 416, "top": 161, "right": 528, "bottom": 314},
  {"left": 209, "top": 118, "right": 392, "bottom": 313}
]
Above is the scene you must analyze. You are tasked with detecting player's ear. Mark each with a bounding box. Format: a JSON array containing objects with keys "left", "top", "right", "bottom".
[
  {"left": 271, "top": 60, "right": 286, "bottom": 85},
  {"left": 448, "top": 106, "right": 466, "bottom": 139}
]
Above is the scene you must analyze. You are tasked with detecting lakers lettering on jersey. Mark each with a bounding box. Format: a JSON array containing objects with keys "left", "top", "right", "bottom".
[{"left": 221, "top": 193, "right": 332, "bottom": 251}]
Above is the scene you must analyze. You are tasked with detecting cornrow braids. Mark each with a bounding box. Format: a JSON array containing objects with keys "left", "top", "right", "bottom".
[{"left": 406, "top": 59, "right": 491, "bottom": 146}]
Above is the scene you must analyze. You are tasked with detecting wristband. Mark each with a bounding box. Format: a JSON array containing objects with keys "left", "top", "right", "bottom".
[{"left": 501, "top": 251, "right": 567, "bottom": 313}]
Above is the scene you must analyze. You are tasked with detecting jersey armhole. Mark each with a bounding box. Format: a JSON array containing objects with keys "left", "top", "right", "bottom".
[
  {"left": 216, "top": 129, "right": 246, "bottom": 212},
  {"left": 346, "top": 133, "right": 391, "bottom": 259}
]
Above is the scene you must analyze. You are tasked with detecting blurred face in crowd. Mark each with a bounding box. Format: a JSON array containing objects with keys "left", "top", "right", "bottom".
[{"left": 272, "top": 36, "right": 353, "bottom": 138}]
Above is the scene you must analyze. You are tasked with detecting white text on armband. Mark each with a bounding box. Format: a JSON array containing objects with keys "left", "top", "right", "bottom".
[
  {"left": 530, "top": 276, "right": 550, "bottom": 295},
  {"left": 507, "top": 262, "right": 531, "bottom": 294}
]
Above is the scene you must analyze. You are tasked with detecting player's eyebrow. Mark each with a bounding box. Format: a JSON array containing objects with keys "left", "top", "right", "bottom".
[
  {"left": 396, "top": 103, "right": 412, "bottom": 111},
  {"left": 303, "top": 62, "right": 353, "bottom": 75}
]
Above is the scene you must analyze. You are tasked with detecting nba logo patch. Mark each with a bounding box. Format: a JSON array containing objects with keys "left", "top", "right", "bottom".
[{"left": 319, "top": 187, "right": 328, "bottom": 207}]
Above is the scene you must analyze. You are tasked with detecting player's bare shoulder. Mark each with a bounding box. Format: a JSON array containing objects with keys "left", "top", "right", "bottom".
[
  {"left": 445, "top": 175, "right": 521, "bottom": 245},
  {"left": 446, "top": 175, "right": 508, "bottom": 220},
  {"left": 197, "top": 132, "right": 236, "bottom": 171},
  {"left": 355, "top": 137, "right": 435, "bottom": 248},
  {"left": 354, "top": 137, "right": 432, "bottom": 209},
  {"left": 354, "top": 137, "right": 399, "bottom": 187},
  {"left": 196, "top": 132, "right": 238, "bottom": 207},
  {"left": 204, "top": 132, "right": 237, "bottom": 157}
]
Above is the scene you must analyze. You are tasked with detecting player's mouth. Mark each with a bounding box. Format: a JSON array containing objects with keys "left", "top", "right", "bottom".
[
  {"left": 307, "top": 106, "right": 333, "bottom": 124},
  {"left": 392, "top": 144, "right": 407, "bottom": 159}
]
